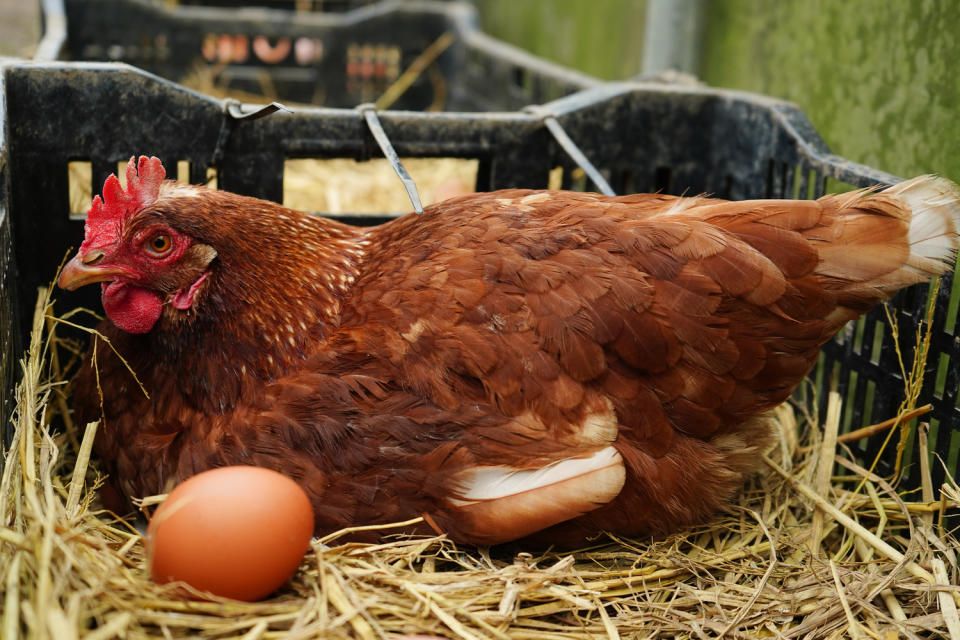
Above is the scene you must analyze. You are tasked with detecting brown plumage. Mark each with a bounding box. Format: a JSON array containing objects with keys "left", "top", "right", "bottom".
[{"left": 60, "top": 158, "right": 960, "bottom": 545}]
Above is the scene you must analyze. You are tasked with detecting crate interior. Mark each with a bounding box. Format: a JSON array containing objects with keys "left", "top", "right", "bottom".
[
  {"left": 52, "top": 0, "right": 597, "bottom": 111},
  {"left": 2, "top": 60, "right": 956, "bottom": 490}
]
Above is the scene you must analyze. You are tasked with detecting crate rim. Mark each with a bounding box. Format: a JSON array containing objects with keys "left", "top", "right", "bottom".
[{"left": 1, "top": 57, "right": 903, "bottom": 192}]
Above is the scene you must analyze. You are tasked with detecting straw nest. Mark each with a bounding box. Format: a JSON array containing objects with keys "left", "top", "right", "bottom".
[{"left": 3, "top": 283, "right": 960, "bottom": 640}]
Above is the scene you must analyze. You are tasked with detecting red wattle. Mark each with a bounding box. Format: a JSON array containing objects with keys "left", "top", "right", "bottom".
[{"left": 102, "top": 281, "right": 164, "bottom": 334}]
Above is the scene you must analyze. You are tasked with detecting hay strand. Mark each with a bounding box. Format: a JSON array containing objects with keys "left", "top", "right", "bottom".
[
  {"left": 829, "top": 558, "right": 865, "bottom": 639},
  {"left": 934, "top": 558, "right": 960, "bottom": 640},
  {"left": 65, "top": 421, "right": 97, "bottom": 516},
  {"left": 919, "top": 422, "right": 936, "bottom": 530},
  {"left": 797, "top": 404, "right": 933, "bottom": 455},
  {"left": 811, "top": 391, "right": 842, "bottom": 554}
]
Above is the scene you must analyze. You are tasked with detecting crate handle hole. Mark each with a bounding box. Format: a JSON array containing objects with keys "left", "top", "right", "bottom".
[
  {"left": 68, "top": 160, "right": 93, "bottom": 220},
  {"left": 282, "top": 157, "right": 478, "bottom": 216}
]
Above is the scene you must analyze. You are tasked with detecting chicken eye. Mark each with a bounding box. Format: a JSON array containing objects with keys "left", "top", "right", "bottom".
[{"left": 148, "top": 233, "right": 173, "bottom": 256}]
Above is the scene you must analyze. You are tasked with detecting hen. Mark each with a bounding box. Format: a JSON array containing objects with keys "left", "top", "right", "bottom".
[{"left": 60, "top": 157, "right": 960, "bottom": 546}]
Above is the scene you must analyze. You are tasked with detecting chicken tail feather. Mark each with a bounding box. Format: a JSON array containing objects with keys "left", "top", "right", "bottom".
[
  {"left": 811, "top": 175, "right": 960, "bottom": 324},
  {"left": 886, "top": 174, "right": 960, "bottom": 275}
]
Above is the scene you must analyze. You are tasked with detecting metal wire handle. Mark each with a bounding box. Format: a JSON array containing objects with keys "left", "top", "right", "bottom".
[
  {"left": 356, "top": 103, "right": 424, "bottom": 215},
  {"left": 211, "top": 99, "right": 291, "bottom": 169},
  {"left": 525, "top": 106, "right": 616, "bottom": 196}
]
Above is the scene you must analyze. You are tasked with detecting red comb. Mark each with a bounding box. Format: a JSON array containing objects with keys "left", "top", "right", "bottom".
[{"left": 80, "top": 156, "right": 166, "bottom": 253}]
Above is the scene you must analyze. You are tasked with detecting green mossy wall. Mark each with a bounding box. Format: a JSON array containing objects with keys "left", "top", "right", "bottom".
[
  {"left": 701, "top": 0, "right": 959, "bottom": 182},
  {"left": 475, "top": 0, "right": 958, "bottom": 182},
  {"left": 473, "top": 0, "right": 648, "bottom": 81}
]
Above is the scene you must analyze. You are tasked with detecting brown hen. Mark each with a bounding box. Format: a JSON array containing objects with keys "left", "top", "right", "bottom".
[{"left": 60, "top": 157, "right": 960, "bottom": 545}]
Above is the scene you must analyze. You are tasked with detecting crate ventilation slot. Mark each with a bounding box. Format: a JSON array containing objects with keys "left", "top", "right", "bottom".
[{"left": 525, "top": 105, "right": 615, "bottom": 197}]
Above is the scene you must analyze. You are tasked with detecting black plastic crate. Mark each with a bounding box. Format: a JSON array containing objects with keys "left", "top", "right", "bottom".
[
  {"left": 2, "top": 60, "right": 956, "bottom": 493},
  {"left": 40, "top": 0, "right": 598, "bottom": 110}
]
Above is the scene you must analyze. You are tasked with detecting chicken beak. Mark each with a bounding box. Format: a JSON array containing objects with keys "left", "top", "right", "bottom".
[{"left": 58, "top": 251, "right": 128, "bottom": 291}]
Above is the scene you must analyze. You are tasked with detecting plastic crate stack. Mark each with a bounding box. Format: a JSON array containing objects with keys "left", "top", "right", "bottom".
[{"left": 43, "top": 0, "right": 597, "bottom": 111}]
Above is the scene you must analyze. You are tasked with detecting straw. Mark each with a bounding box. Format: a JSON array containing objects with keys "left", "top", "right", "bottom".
[
  {"left": 810, "top": 391, "right": 841, "bottom": 554},
  {"left": 933, "top": 558, "right": 960, "bottom": 640},
  {"left": 2, "top": 286, "right": 959, "bottom": 639}
]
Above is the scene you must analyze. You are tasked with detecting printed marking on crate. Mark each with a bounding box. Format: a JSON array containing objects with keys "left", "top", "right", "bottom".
[{"left": 202, "top": 34, "right": 324, "bottom": 65}]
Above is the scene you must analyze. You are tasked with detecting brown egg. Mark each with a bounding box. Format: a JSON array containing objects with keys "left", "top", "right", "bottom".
[{"left": 146, "top": 466, "right": 314, "bottom": 601}]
